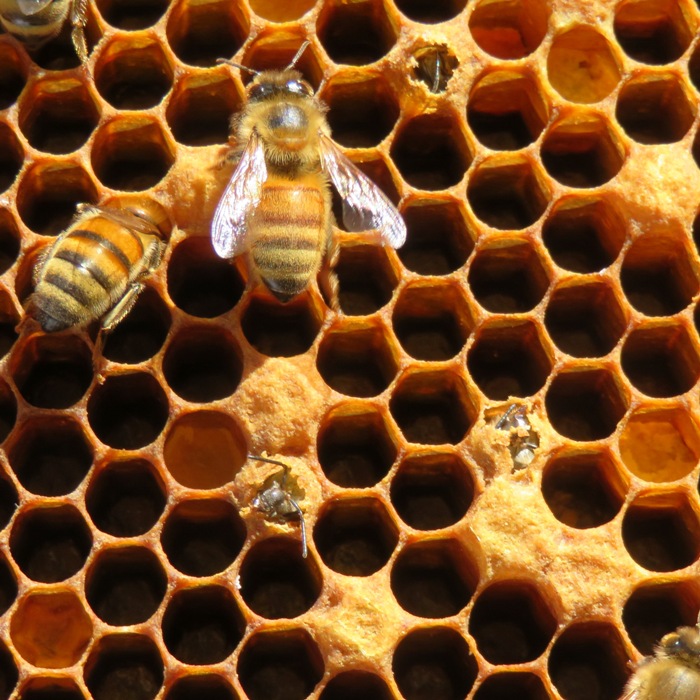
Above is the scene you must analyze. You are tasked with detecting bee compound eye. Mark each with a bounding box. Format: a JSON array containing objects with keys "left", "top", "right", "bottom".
[
  {"left": 285, "top": 80, "right": 309, "bottom": 95},
  {"left": 249, "top": 83, "right": 274, "bottom": 101}
]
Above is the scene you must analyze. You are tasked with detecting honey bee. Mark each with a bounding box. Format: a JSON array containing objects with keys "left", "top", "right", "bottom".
[
  {"left": 25, "top": 199, "right": 169, "bottom": 339},
  {"left": 622, "top": 620, "right": 700, "bottom": 699},
  {"left": 249, "top": 455, "right": 308, "bottom": 558},
  {"left": 0, "top": 0, "right": 88, "bottom": 62},
  {"left": 212, "top": 41, "right": 406, "bottom": 307}
]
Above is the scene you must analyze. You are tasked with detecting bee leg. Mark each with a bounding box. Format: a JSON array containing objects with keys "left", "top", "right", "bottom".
[
  {"left": 101, "top": 282, "right": 144, "bottom": 334},
  {"left": 69, "top": 0, "right": 89, "bottom": 63},
  {"left": 319, "top": 235, "right": 340, "bottom": 312}
]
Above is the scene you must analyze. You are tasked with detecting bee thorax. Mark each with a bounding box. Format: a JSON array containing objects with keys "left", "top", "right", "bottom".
[{"left": 267, "top": 103, "right": 309, "bottom": 140}]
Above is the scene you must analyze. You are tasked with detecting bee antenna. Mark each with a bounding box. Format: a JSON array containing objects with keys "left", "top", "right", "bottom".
[
  {"left": 248, "top": 454, "right": 291, "bottom": 470},
  {"left": 216, "top": 58, "right": 260, "bottom": 76},
  {"left": 287, "top": 40, "right": 311, "bottom": 70},
  {"left": 288, "top": 497, "right": 308, "bottom": 558}
]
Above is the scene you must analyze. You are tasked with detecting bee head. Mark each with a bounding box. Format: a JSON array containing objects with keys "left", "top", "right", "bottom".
[
  {"left": 247, "top": 70, "right": 314, "bottom": 103},
  {"left": 659, "top": 626, "right": 700, "bottom": 663},
  {"left": 113, "top": 197, "right": 171, "bottom": 240}
]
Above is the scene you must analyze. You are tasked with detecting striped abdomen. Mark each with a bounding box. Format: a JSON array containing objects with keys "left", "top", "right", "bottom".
[
  {"left": 32, "top": 215, "right": 152, "bottom": 332},
  {"left": 250, "top": 177, "right": 329, "bottom": 300},
  {"left": 0, "top": 0, "right": 68, "bottom": 49}
]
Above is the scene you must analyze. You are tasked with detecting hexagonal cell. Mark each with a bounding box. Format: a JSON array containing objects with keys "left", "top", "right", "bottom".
[
  {"left": 11, "top": 590, "right": 92, "bottom": 668},
  {"left": 0, "top": 122, "right": 23, "bottom": 193},
  {"left": 0, "top": 210, "right": 19, "bottom": 275},
  {"left": 167, "top": 237, "right": 244, "bottom": 318},
  {"left": 391, "top": 112, "right": 470, "bottom": 191},
  {"left": 391, "top": 452, "right": 474, "bottom": 530},
  {"left": 393, "top": 627, "right": 477, "bottom": 700},
  {"left": 320, "top": 672, "right": 393, "bottom": 700},
  {"left": 165, "top": 675, "right": 238, "bottom": 700},
  {"left": 613, "top": 0, "right": 696, "bottom": 64},
  {"left": 623, "top": 581, "right": 700, "bottom": 655},
  {"left": 391, "top": 539, "right": 477, "bottom": 618},
  {"left": 467, "top": 155, "right": 550, "bottom": 229},
  {"left": 91, "top": 117, "right": 174, "bottom": 191},
  {"left": 542, "top": 449, "right": 626, "bottom": 528},
  {"left": 0, "top": 377, "right": 16, "bottom": 444},
  {"left": 238, "top": 629, "right": 324, "bottom": 700},
  {"left": 166, "top": 73, "right": 241, "bottom": 147},
  {"left": 467, "top": 320, "right": 552, "bottom": 400},
  {"left": 86, "top": 459, "right": 166, "bottom": 537},
  {"left": 161, "top": 498, "right": 245, "bottom": 576},
  {"left": 0, "top": 640, "right": 17, "bottom": 699},
  {"left": 0, "top": 42, "right": 26, "bottom": 109},
  {"left": 10, "top": 334, "right": 92, "bottom": 409},
  {"left": 314, "top": 497, "right": 399, "bottom": 576},
  {"left": 468, "top": 240, "right": 550, "bottom": 313},
  {"left": 317, "top": 320, "right": 398, "bottom": 397},
  {"left": 16, "top": 162, "right": 99, "bottom": 235},
  {"left": 6, "top": 416, "right": 92, "bottom": 496},
  {"left": 84, "top": 634, "right": 163, "bottom": 700},
  {"left": 86, "top": 546, "right": 167, "bottom": 626},
  {"left": 240, "top": 537, "right": 322, "bottom": 619},
  {"left": 96, "top": 0, "right": 168, "bottom": 28},
  {"left": 622, "top": 492, "right": 700, "bottom": 571},
  {"left": 163, "top": 411, "right": 246, "bottom": 489},
  {"left": 545, "top": 367, "right": 628, "bottom": 441},
  {"left": 19, "top": 78, "right": 99, "bottom": 154},
  {"left": 10, "top": 504, "right": 92, "bottom": 582},
  {"left": 323, "top": 75, "right": 399, "bottom": 148},
  {"left": 473, "top": 673, "right": 549, "bottom": 700},
  {"left": 467, "top": 69, "right": 549, "bottom": 151},
  {"left": 398, "top": 199, "right": 474, "bottom": 275},
  {"left": 30, "top": 18, "right": 91, "bottom": 71},
  {"left": 547, "top": 26, "right": 622, "bottom": 104},
  {"left": 620, "top": 406, "right": 700, "bottom": 482},
  {"left": 163, "top": 325, "right": 242, "bottom": 403},
  {"left": 88, "top": 372, "right": 169, "bottom": 449},
  {"left": 540, "top": 113, "right": 626, "bottom": 188},
  {"left": 413, "top": 45, "right": 459, "bottom": 93},
  {"left": 335, "top": 243, "right": 399, "bottom": 315},
  {"left": 469, "top": 0, "right": 549, "bottom": 59},
  {"left": 395, "top": 0, "right": 465, "bottom": 22},
  {"left": 18, "top": 678, "right": 86, "bottom": 700},
  {"left": 393, "top": 282, "right": 472, "bottom": 361},
  {"left": 249, "top": 0, "right": 314, "bottom": 21},
  {"left": 621, "top": 324, "right": 700, "bottom": 398},
  {"left": 241, "top": 295, "right": 322, "bottom": 357},
  {"left": 162, "top": 585, "right": 244, "bottom": 665},
  {"left": 616, "top": 73, "right": 696, "bottom": 144},
  {"left": 390, "top": 369, "right": 475, "bottom": 445},
  {"left": 166, "top": 0, "right": 247, "bottom": 67},
  {"left": 0, "top": 553, "right": 17, "bottom": 616},
  {"left": 317, "top": 403, "right": 398, "bottom": 487},
  {"left": 548, "top": 622, "right": 628, "bottom": 700},
  {"left": 317, "top": 0, "right": 396, "bottom": 65},
  {"left": 0, "top": 474, "right": 18, "bottom": 531},
  {"left": 545, "top": 280, "right": 627, "bottom": 357}
]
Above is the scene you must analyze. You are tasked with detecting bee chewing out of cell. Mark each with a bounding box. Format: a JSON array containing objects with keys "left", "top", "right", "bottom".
[{"left": 211, "top": 40, "right": 406, "bottom": 312}]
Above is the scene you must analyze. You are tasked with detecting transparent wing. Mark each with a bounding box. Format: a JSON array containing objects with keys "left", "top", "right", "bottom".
[
  {"left": 211, "top": 131, "right": 267, "bottom": 259},
  {"left": 17, "top": 0, "right": 53, "bottom": 15},
  {"left": 319, "top": 133, "right": 406, "bottom": 249}
]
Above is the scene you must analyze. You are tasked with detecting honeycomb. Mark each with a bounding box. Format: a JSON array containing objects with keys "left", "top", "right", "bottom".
[{"left": 0, "top": 0, "right": 698, "bottom": 698}]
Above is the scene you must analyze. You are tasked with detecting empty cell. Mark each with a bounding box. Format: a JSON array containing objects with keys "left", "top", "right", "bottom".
[
  {"left": 10, "top": 505, "right": 92, "bottom": 582},
  {"left": 546, "top": 367, "right": 628, "bottom": 441},
  {"left": 614, "top": 0, "right": 696, "bottom": 64},
  {"left": 19, "top": 678, "right": 85, "bottom": 700},
  {"left": 163, "top": 326, "right": 242, "bottom": 402},
  {"left": 413, "top": 45, "right": 458, "bottom": 93},
  {"left": 473, "top": 673, "right": 549, "bottom": 700},
  {"left": 541, "top": 114, "right": 625, "bottom": 188},
  {"left": 548, "top": 622, "right": 628, "bottom": 700},
  {"left": 0, "top": 378, "right": 15, "bottom": 443},
  {"left": 547, "top": 27, "right": 622, "bottom": 103},
  {"left": 10, "top": 590, "right": 92, "bottom": 668},
  {"left": 391, "top": 113, "right": 470, "bottom": 190},
  {"left": 88, "top": 372, "right": 169, "bottom": 449},
  {"left": 0, "top": 642, "right": 17, "bottom": 700},
  {"left": 616, "top": 73, "right": 696, "bottom": 144},
  {"left": 163, "top": 411, "right": 246, "bottom": 489},
  {"left": 97, "top": 0, "right": 168, "bottom": 28},
  {"left": 320, "top": 671, "right": 393, "bottom": 700},
  {"left": 542, "top": 449, "right": 626, "bottom": 528},
  {"left": 239, "top": 38, "right": 324, "bottom": 90},
  {"left": 467, "top": 70, "right": 549, "bottom": 150},
  {"left": 0, "top": 122, "right": 23, "bottom": 193},
  {"left": 167, "top": 237, "right": 244, "bottom": 318},
  {"left": 86, "top": 546, "right": 167, "bottom": 625},
  {"left": 6, "top": 416, "right": 92, "bottom": 496},
  {"left": 240, "top": 537, "right": 321, "bottom": 618},
  {"left": 622, "top": 494, "right": 700, "bottom": 571},
  {"left": 85, "top": 634, "right": 163, "bottom": 700},
  {"left": 238, "top": 629, "right": 324, "bottom": 700},
  {"left": 86, "top": 459, "right": 165, "bottom": 537},
  {"left": 467, "top": 156, "right": 550, "bottom": 229},
  {"left": 469, "top": 0, "right": 549, "bottom": 59},
  {"left": 691, "top": 43, "right": 700, "bottom": 92},
  {"left": 162, "top": 586, "right": 244, "bottom": 665},
  {"left": 0, "top": 210, "right": 19, "bottom": 275},
  {"left": 165, "top": 675, "right": 238, "bottom": 700},
  {"left": 31, "top": 22, "right": 87, "bottom": 71},
  {"left": 317, "top": 404, "right": 397, "bottom": 487},
  {"left": 0, "top": 476, "right": 17, "bottom": 531},
  {"left": 395, "top": 0, "right": 465, "bottom": 22},
  {"left": 250, "top": 0, "right": 315, "bottom": 21},
  {"left": 0, "top": 554, "right": 16, "bottom": 616},
  {"left": 393, "top": 627, "right": 477, "bottom": 700},
  {"left": 161, "top": 498, "right": 245, "bottom": 576},
  {"left": 0, "top": 43, "right": 25, "bottom": 109},
  {"left": 314, "top": 497, "right": 398, "bottom": 576},
  {"left": 391, "top": 452, "right": 474, "bottom": 530}
]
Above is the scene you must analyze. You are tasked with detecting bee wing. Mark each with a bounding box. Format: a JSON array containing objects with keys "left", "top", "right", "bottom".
[
  {"left": 319, "top": 134, "right": 406, "bottom": 249},
  {"left": 211, "top": 130, "right": 267, "bottom": 259},
  {"left": 17, "top": 0, "right": 53, "bottom": 15}
]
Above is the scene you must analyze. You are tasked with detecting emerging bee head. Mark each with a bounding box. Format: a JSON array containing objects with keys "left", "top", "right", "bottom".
[{"left": 658, "top": 626, "right": 700, "bottom": 668}]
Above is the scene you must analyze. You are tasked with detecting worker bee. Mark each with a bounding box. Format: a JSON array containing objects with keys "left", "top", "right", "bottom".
[
  {"left": 0, "top": 0, "right": 88, "bottom": 62},
  {"left": 25, "top": 199, "right": 169, "bottom": 340},
  {"left": 249, "top": 455, "right": 308, "bottom": 558},
  {"left": 212, "top": 41, "right": 406, "bottom": 308},
  {"left": 622, "top": 620, "right": 700, "bottom": 699}
]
